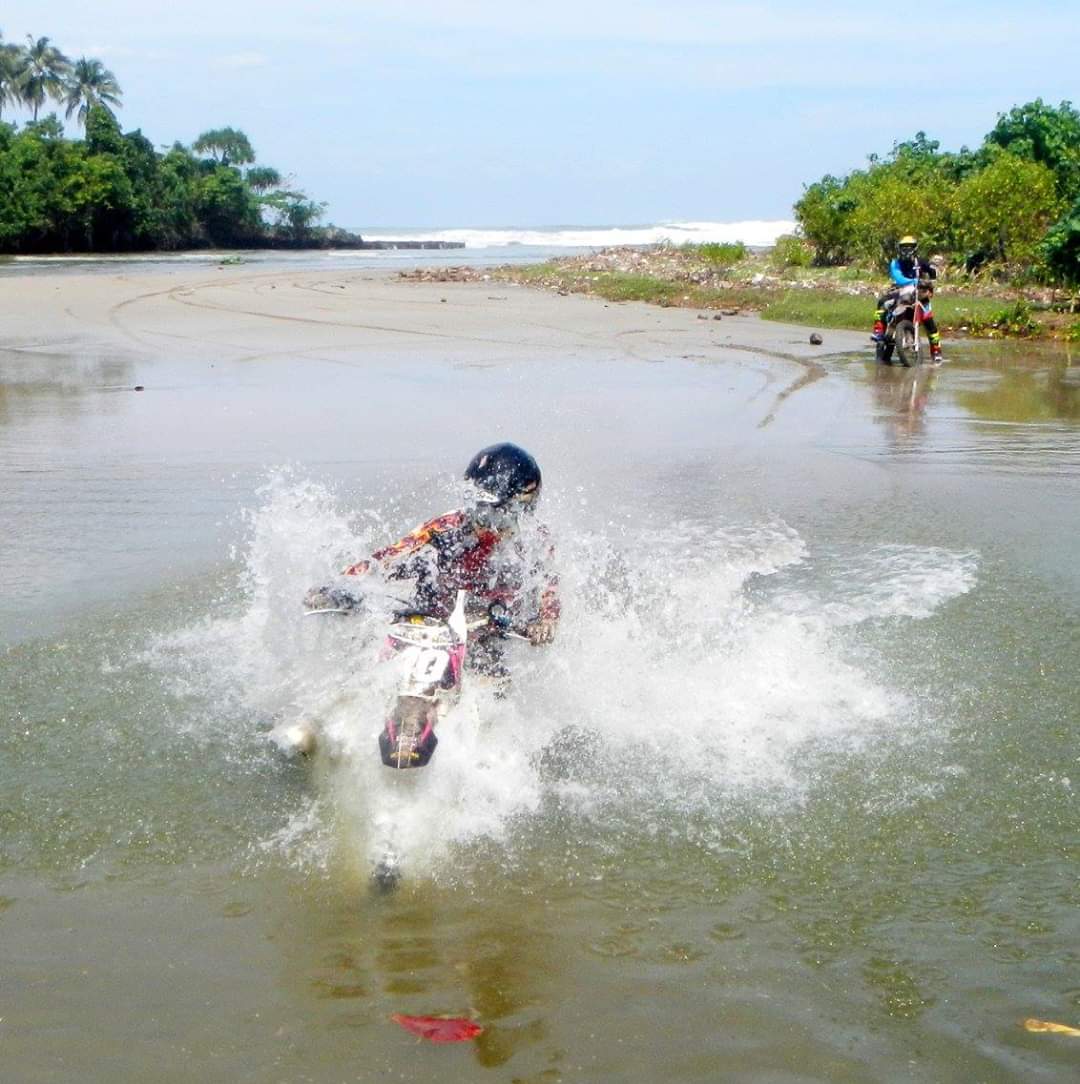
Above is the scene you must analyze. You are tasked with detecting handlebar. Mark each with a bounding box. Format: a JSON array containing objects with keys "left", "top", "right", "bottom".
[{"left": 304, "top": 592, "right": 531, "bottom": 640}]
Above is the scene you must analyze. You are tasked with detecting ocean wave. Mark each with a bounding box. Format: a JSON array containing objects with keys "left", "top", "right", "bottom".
[{"left": 362, "top": 220, "right": 797, "bottom": 249}]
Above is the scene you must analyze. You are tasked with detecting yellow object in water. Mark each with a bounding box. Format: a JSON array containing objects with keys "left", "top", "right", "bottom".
[{"left": 1023, "top": 1018, "right": 1080, "bottom": 1037}]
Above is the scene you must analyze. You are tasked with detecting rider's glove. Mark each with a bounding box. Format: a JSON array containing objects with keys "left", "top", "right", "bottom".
[
  {"left": 524, "top": 617, "right": 557, "bottom": 645},
  {"left": 303, "top": 585, "right": 360, "bottom": 612},
  {"left": 341, "top": 559, "right": 371, "bottom": 577}
]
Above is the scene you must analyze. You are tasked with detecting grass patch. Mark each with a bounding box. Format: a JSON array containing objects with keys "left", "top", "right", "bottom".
[
  {"left": 949, "top": 299, "right": 1041, "bottom": 336},
  {"left": 761, "top": 291, "right": 869, "bottom": 329},
  {"left": 761, "top": 290, "right": 1037, "bottom": 335},
  {"left": 576, "top": 272, "right": 766, "bottom": 309},
  {"left": 509, "top": 265, "right": 765, "bottom": 309},
  {"left": 696, "top": 241, "right": 748, "bottom": 267},
  {"left": 504, "top": 258, "right": 1054, "bottom": 339}
]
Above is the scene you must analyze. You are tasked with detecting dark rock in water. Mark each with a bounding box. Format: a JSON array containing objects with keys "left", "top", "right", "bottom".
[
  {"left": 809, "top": 333, "right": 824, "bottom": 345},
  {"left": 721, "top": 309, "right": 739, "bottom": 316},
  {"left": 713, "top": 314, "right": 723, "bottom": 321},
  {"left": 134, "top": 385, "right": 145, "bottom": 391}
]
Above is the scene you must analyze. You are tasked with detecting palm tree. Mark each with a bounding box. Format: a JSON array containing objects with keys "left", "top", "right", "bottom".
[
  {"left": 246, "top": 165, "right": 282, "bottom": 192},
  {"left": 21, "top": 35, "right": 71, "bottom": 121},
  {"left": 0, "top": 32, "right": 27, "bottom": 122},
  {"left": 63, "top": 56, "right": 122, "bottom": 126},
  {"left": 192, "top": 127, "right": 255, "bottom": 166}
]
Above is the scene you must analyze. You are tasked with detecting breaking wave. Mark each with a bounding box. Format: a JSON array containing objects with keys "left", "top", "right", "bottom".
[{"left": 361, "top": 220, "right": 797, "bottom": 249}]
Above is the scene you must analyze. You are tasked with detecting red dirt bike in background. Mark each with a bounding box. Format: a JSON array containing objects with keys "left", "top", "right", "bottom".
[{"left": 877, "top": 276, "right": 934, "bottom": 367}]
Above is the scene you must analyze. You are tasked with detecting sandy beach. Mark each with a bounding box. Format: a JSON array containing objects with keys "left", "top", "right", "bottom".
[{"left": 2, "top": 262, "right": 861, "bottom": 382}]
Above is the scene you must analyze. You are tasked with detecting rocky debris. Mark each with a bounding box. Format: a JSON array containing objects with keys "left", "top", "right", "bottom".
[
  {"left": 391, "top": 244, "right": 1076, "bottom": 339},
  {"left": 398, "top": 267, "right": 488, "bottom": 283}
]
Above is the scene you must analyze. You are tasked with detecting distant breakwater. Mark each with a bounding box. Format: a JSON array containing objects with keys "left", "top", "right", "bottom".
[
  {"left": 351, "top": 240, "right": 465, "bottom": 250},
  {"left": 248, "top": 234, "right": 465, "bottom": 251}
]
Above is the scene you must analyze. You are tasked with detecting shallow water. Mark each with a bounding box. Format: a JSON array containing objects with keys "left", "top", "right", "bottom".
[{"left": 2, "top": 310, "right": 1079, "bottom": 1081}]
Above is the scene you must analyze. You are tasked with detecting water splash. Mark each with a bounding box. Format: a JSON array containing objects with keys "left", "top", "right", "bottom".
[{"left": 147, "top": 474, "right": 979, "bottom": 880}]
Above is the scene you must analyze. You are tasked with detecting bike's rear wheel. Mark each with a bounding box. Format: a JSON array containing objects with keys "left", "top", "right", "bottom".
[{"left": 895, "top": 320, "right": 919, "bottom": 367}]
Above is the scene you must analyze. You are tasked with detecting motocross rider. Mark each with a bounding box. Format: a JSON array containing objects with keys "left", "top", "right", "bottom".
[
  {"left": 871, "top": 235, "right": 943, "bottom": 362},
  {"left": 305, "top": 442, "right": 560, "bottom": 669}
]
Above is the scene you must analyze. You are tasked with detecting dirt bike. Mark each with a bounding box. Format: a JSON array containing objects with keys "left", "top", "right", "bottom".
[
  {"left": 877, "top": 276, "right": 934, "bottom": 367},
  {"left": 281, "top": 587, "right": 528, "bottom": 888},
  {"left": 377, "top": 591, "right": 528, "bottom": 769},
  {"left": 277, "top": 589, "right": 524, "bottom": 767}
]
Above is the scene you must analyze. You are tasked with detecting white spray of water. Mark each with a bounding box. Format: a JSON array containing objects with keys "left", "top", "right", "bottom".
[{"left": 147, "top": 474, "right": 979, "bottom": 880}]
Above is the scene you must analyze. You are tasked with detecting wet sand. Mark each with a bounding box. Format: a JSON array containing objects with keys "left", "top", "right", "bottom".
[
  {"left": 1, "top": 263, "right": 860, "bottom": 390},
  {"left": 0, "top": 264, "right": 866, "bottom": 645}
]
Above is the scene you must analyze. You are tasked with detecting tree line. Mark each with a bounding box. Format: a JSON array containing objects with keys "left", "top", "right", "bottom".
[
  {"left": 0, "top": 29, "right": 330, "bottom": 253},
  {"left": 794, "top": 99, "right": 1080, "bottom": 286}
]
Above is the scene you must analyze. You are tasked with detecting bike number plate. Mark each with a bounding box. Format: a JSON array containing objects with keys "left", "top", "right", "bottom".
[{"left": 399, "top": 645, "right": 449, "bottom": 692}]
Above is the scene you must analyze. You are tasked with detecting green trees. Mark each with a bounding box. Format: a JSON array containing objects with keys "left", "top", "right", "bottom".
[
  {"left": 0, "top": 108, "right": 325, "bottom": 252},
  {"left": 792, "top": 175, "right": 859, "bottom": 265},
  {"left": 63, "top": 58, "right": 122, "bottom": 126},
  {"left": 21, "top": 36, "right": 71, "bottom": 121},
  {"left": 192, "top": 127, "right": 255, "bottom": 166},
  {"left": 0, "top": 29, "right": 329, "bottom": 253},
  {"left": 986, "top": 99, "right": 1080, "bottom": 202},
  {"left": 0, "top": 34, "right": 25, "bottom": 121},
  {"left": 0, "top": 31, "right": 120, "bottom": 128},
  {"left": 794, "top": 103, "right": 1080, "bottom": 284},
  {"left": 953, "top": 151, "right": 1061, "bottom": 267},
  {"left": 245, "top": 165, "right": 282, "bottom": 192},
  {"left": 260, "top": 189, "right": 328, "bottom": 240},
  {"left": 1042, "top": 197, "right": 1080, "bottom": 285}
]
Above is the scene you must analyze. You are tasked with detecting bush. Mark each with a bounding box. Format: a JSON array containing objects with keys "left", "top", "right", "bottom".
[
  {"left": 794, "top": 174, "right": 860, "bottom": 265},
  {"left": 953, "top": 151, "right": 1061, "bottom": 269},
  {"left": 697, "top": 241, "right": 747, "bottom": 266},
  {"left": 793, "top": 102, "right": 1080, "bottom": 276},
  {"left": 1042, "top": 196, "right": 1080, "bottom": 285},
  {"left": 963, "top": 300, "right": 1042, "bottom": 337},
  {"left": 985, "top": 99, "right": 1080, "bottom": 202},
  {"left": 771, "top": 233, "right": 812, "bottom": 268},
  {"left": 849, "top": 166, "right": 954, "bottom": 266}
]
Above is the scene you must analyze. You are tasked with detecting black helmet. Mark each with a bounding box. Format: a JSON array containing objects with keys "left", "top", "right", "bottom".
[
  {"left": 898, "top": 235, "right": 918, "bottom": 259},
  {"left": 464, "top": 443, "right": 541, "bottom": 509}
]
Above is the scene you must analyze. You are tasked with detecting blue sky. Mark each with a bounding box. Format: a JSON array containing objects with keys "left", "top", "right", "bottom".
[{"left": 4, "top": 2, "right": 1078, "bottom": 228}]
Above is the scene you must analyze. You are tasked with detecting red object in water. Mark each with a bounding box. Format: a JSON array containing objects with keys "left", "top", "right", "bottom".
[{"left": 391, "top": 1013, "right": 484, "bottom": 1043}]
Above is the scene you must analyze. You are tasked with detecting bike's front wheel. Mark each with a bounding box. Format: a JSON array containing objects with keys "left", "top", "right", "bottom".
[{"left": 894, "top": 320, "right": 920, "bottom": 367}]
